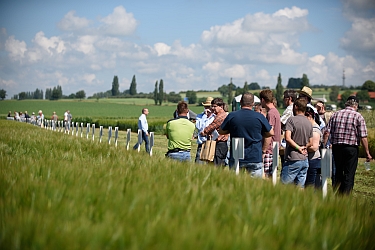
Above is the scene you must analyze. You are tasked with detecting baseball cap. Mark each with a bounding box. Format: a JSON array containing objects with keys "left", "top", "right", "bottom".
[{"left": 347, "top": 95, "right": 359, "bottom": 104}]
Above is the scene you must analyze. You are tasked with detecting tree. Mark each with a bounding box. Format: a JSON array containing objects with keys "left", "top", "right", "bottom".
[
  {"left": 111, "top": 75, "right": 120, "bottom": 96},
  {"left": 275, "top": 73, "right": 284, "bottom": 108},
  {"left": 249, "top": 82, "right": 260, "bottom": 90},
  {"left": 153, "top": 81, "right": 158, "bottom": 105},
  {"left": 301, "top": 74, "right": 309, "bottom": 87},
  {"left": 51, "top": 87, "right": 60, "bottom": 100},
  {"left": 185, "top": 90, "right": 197, "bottom": 104},
  {"left": 45, "top": 88, "right": 52, "bottom": 100},
  {"left": 227, "top": 78, "right": 235, "bottom": 104},
  {"left": 18, "top": 92, "right": 26, "bottom": 100},
  {"left": 167, "top": 91, "right": 181, "bottom": 103},
  {"left": 57, "top": 85, "right": 63, "bottom": 99},
  {"left": 286, "top": 78, "right": 302, "bottom": 88},
  {"left": 0, "top": 89, "right": 6, "bottom": 100},
  {"left": 76, "top": 90, "right": 86, "bottom": 100},
  {"left": 68, "top": 93, "right": 76, "bottom": 99},
  {"left": 329, "top": 86, "right": 340, "bottom": 102},
  {"left": 339, "top": 90, "right": 353, "bottom": 108},
  {"left": 218, "top": 84, "right": 229, "bottom": 97},
  {"left": 243, "top": 82, "right": 249, "bottom": 93},
  {"left": 129, "top": 75, "right": 137, "bottom": 95},
  {"left": 361, "top": 80, "right": 375, "bottom": 91},
  {"left": 158, "top": 79, "right": 164, "bottom": 105},
  {"left": 356, "top": 90, "right": 370, "bottom": 102}
]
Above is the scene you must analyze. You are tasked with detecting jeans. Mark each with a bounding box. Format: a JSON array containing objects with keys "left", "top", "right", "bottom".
[
  {"left": 133, "top": 131, "right": 150, "bottom": 153},
  {"left": 167, "top": 151, "right": 191, "bottom": 162},
  {"left": 195, "top": 144, "right": 205, "bottom": 164},
  {"left": 305, "top": 158, "right": 321, "bottom": 188},
  {"left": 281, "top": 159, "right": 309, "bottom": 188},
  {"left": 230, "top": 162, "right": 263, "bottom": 178},
  {"left": 214, "top": 141, "right": 228, "bottom": 166}
]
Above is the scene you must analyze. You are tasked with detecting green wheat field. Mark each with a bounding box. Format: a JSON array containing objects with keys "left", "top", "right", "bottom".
[{"left": 1, "top": 119, "right": 375, "bottom": 249}]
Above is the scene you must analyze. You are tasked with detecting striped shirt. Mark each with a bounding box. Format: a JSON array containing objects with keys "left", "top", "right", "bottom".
[{"left": 327, "top": 107, "right": 368, "bottom": 146}]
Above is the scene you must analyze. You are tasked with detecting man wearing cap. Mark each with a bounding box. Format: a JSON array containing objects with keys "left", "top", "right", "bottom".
[
  {"left": 324, "top": 95, "right": 372, "bottom": 195},
  {"left": 195, "top": 97, "right": 215, "bottom": 163},
  {"left": 298, "top": 86, "right": 325, "bottom": 130}
]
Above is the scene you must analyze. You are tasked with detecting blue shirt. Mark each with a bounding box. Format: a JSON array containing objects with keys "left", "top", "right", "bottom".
[
  {"left": 138, "top": 114, "right": 148, "bottom": 133},
  {"left": 221, "top": 109, "right": 272, "bottom": 165}
]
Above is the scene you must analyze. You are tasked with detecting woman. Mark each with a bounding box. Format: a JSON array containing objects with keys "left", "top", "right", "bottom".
[{"left": 305, "top": 106, "right": 322, "bottom": 188}]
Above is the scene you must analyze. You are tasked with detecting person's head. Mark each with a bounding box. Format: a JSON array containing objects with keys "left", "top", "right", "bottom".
[
  {"left": 39, "top": 110, "right": 42, "bottom": 114},
  {"left": 293, "top": 98, "right": 307, "bottom": 115},
  {"left": 177, "top": 101, "right": 189, "bottom": 115},
  {"left": 283, "top": 89, "right": 296, "bottom": 106},
  {"left": 315, "top": 101, "right": 325, "bottom": 115},
  {"left": 345, "top": 95, "right": 359, "bottom": 110},
  {"left": 211, "top": 98, "right": 224, "bottom": 114},
  {"left": 142, "top": 108, "right": 149, "bottom": 115},
  {"left": 298, "top": 86, "right": 313, "bottom": 103},
  {"left": 259, "top": 89, "right": 274, "bottom": 107},
  {"left": 305, "top": 106, "right": 321, "bottom": 125},
  {"left": 254, "top": 103, "right": 262, "bottom": 113},
  {"left": 240, "top": 92, "right": 254, "bottom": 108}
]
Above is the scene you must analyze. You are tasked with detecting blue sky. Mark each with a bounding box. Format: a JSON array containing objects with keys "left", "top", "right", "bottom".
[{"left": 0, "top": 0, "right": 374, "bottom": 98}]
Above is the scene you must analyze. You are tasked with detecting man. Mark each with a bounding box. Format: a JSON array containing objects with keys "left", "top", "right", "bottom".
[
  {"left": 195, "top": 97, "right": 215, "bottom": 163},
  {"left": 281, "top": 98, "right": 313, "bottom": 188},
  {"left": 133, "top": 108, "right": 150, "bottom": 153},
  {"left": 280, "top": 89, "right": 297, "bottom": 166},
  {"left": 37, "top": 110, "right": 44, "bottom": 127},
  {"left": 67, "top": 110, "right": 72, "bottom": 131},
  {"left": 260, "top": 89, "right": 281, "bottom": 177},
  {"left": 201, "top": 98, "right": 229, "bottom": 166},
  {"left": 324, "top": 96, "right": 372, "bottom": 195},
  {"left": 315, "top": 101, "right": 334, "bottom": 126},
  {"left": 219, "top": 93, "right": 274, "bottom": 177},
  {"left": 297, "top": 86, "right": 325, "bottom": 130},
  {"left": 165, "top": 101, "right": 196, "bottom": 161}
]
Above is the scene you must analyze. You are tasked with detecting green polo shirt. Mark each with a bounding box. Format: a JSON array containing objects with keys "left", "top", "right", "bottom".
[{"left": 166, "top": 116, "right": 196, "bottom": 151}]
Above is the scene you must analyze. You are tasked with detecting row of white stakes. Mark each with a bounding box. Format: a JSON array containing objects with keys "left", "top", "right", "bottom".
[
  {"left": 41, "top": 120, "right": 155, "bottom": 156},
  {"left": 231, "top": 138, "right": 332, "bottom": 199}
]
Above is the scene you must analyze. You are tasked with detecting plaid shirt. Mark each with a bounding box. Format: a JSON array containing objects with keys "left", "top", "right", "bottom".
[
  {"left": 327, "top": 106, "right": 368, "bottom": 146},
  {"left": 203, "top": 110, "right": 229, "bottom": 142}
]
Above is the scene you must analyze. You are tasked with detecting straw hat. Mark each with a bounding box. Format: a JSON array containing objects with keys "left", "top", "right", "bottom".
[
  {"left": 297, "top": 86, "right": 313, "bottom": 99},
  {"left": 202, "top": 97, "right": 214, "bottom": 106}
]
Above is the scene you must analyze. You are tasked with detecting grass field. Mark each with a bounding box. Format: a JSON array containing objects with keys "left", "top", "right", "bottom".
[{"left": 1, "top": 120, "right": 375, "bottom": 249}]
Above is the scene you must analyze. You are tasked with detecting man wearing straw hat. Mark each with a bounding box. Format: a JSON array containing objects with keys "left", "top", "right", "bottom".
[
  {"left": 195, "top": 97, "right": 215, "bottom": 163},
  {"left": 297, "top": 86, "right": 325, "bottom": 130}
]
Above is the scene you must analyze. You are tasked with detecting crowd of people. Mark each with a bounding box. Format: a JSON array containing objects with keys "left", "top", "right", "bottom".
[
  {"left": 8, "top": 109, "right": 73, "bottom": 132},
  {"left": 157, "top": 86, "right": 372, "bottom": 195}
]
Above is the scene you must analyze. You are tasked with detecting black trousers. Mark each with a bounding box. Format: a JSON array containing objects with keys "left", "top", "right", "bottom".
[
  {"left": 214, "top": 141, "right": 228, "bottom": 166},
  {"left": 332, "top": 144, "right": 359, "bottom": 195}
]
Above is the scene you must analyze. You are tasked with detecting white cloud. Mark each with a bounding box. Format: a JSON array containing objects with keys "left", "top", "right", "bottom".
[
  {"left": 33, "top": 31, "right": 66, "bottom": 55},
  {"left": 154, "top": 43, "right": 171, "bottom": 56},
  {"left": 82, "top": 74, "right": 96, "bottom": 84},
  {"left": 99, "top": 6, "right": 137, "bottom": 36},
  {"left": 5, "top": 36, "right": 27, "bottom": 61},
  {"left": 57, "top": 11, "right": 90, "bottom": 31},
  {"left": 72, "top": 35, "right": 97, "bottom": 54},
  {"left": 273, "top": 6, "right": 309, "bottom": 19}
]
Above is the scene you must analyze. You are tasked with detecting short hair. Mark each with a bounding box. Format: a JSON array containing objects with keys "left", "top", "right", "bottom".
[
  {"left": 211, "top": 97, "right": 224, "bottom": 107},
  {"left": 283, "top": 89, "right": 297, "bottom": 102},
  {"left": 293, "top": 98, "right": 307, "bottom": 113},
  {"left": 345, "top": 99, "right": 358, "bottom": 107},
  {"left": 240, "top": 92, "right": 254, "bottom": 107},
  {"left": 142, "top": 108, "right": 148, "bottom": 114},
  {"left": 259, "top": 89, "right": 274, "bottom": 103},
  {"left": 177, "top": 101, "right": 188, "bottom": 115}
]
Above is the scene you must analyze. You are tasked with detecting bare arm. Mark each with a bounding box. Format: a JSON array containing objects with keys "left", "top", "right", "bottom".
[
  {"left": 361, "top": 137, "right": 373, "bottom": 161},
  {"left": 307, "top": 132, "right": 320, "bottom": 152},
  {"left": 263, "top": 127, "right": 274, "bottom": 138},
  {"left": 285, "top": 130, "right": 307, "bottom": 155}
]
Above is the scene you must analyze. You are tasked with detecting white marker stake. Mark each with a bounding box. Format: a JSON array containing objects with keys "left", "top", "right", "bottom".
[
  {"left": 272, "top": 142, "right": 279, "bottom": 186},
  {"left": 126, "top": 129, "right": 131, "bottom": 150},
  {"left": 321, "top": 149, "right": 332, "bottom": 199},
  {"left": 137, "top": 129, "right": 142, "bottom": 152},
  {"left": 114, "top": 127, "right": 119, "bottom": 147},
  {"left": 71, "top": 121, "right": 74, "bottom": 135},
  {"left": 232, "top": 138, "right": 244, "bottom": 175},
  {"left": 108, "top": 126, "right": 112, "bottom": 144},
  {"left": 76, "top": 122, "right": 79, "bottom": 136},
  {"left": 92, "top": 124, "right": 95, "bottom": 141},
  {"left": 86, "top": 123, "right": 90, "bottom": 139},
  {"left": 99, "top": 126, "right": 103, "bottom": 143},
  {"left": 149, "top": 132, "right": 154, "bottom": 156}
]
